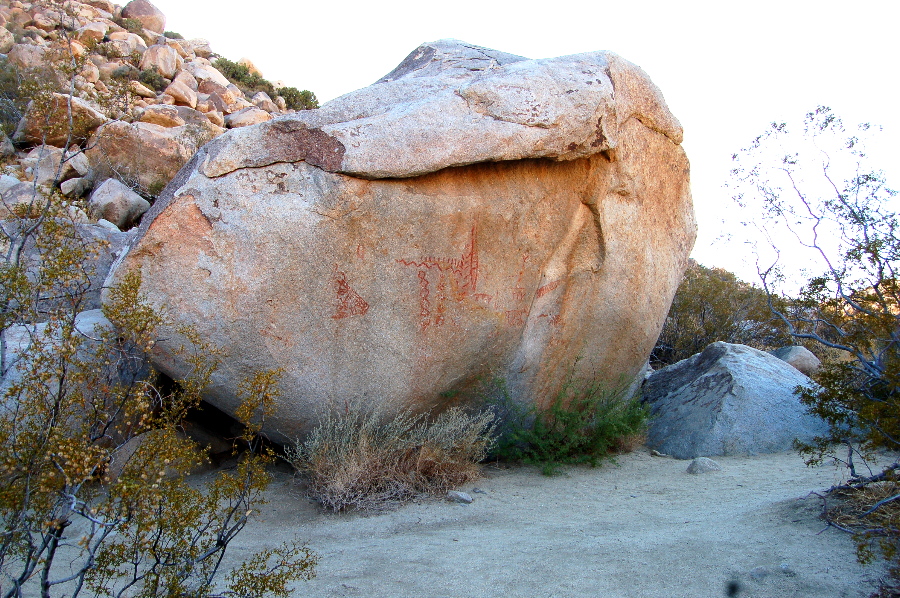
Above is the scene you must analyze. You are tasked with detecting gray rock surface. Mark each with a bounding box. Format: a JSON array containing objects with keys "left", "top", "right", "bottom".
[
  {"left": 107, "top": 40, "right": 696, "bottom": 442},
  {"left": 446, "top": 491, "right": 473, "bottom": 504},
  {"left": 88, "top": 178, "right": 151, "bottom": 229},
  {"left": 1, "top": 310, "right": 111, "bottom": 396},
  {"left": 643, "top": 342, "right": 829, "bottom": 459},
  {"left": 686, "top": 457, "right": 721, "bottom": 474}
]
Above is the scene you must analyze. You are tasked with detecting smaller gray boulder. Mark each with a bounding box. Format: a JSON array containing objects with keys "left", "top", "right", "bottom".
[
  {"left": 770, "top": 345, "right": 821, "bottom": 376},
  {"left": 643, "top": 342, "right": 828, "bottom": 459},
  {"left": 88, "top": 179, "right": 151, "bottom": 229},
  {"left": 0, "top": 221, "right": 131, "bottom": 312},
  {"left": 686, "top": 457, "right": 721, "bottom": 474}
]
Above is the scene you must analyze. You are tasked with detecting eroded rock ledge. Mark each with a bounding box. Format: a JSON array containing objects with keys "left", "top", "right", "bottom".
[{"left": 196, "top": 39, "right": 683, "bottom": 180}]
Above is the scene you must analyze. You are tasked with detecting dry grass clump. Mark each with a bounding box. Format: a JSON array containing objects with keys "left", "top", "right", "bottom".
[
  {"left": 286, "top": 404, "right": 496, "bottom": 512},
  {"left": 820, "top": 479, "right": 900, "bottom": 596}
]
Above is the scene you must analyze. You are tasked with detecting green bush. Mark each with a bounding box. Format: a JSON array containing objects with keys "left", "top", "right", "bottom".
[
  {"left": 278, "top": 86, "right": 318, "bottom": 111},
  {"left": 287, "top": 403, "right": 496, "bottom": 511},
  {"left": 214, "top": 56, "right": 275, "bottom": 96},
  {"left": 652, "top": 260, "right": 792, "bottom": 367},
  {"left": 138, "top": 68, "right": 168, "bottom": 92},
  {"left": 111, "top": 64, "right": 140, "bottom": 81},
  {"left": 163, "top": 31, "right": 184, "bottom": 39},
  {"left": 487, "top": 377, "right": 648, "bottom": 475},
  {"left": 213, "top": 57, "right": 318, "bottom": 110},
  {"left": 113, "top": 16, "right": 144, "bottom": 34}
]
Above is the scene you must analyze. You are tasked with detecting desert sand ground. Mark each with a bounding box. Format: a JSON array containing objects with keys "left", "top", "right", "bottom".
[{"left": 211, "top": 447, "right": 887, "bottom": 598}]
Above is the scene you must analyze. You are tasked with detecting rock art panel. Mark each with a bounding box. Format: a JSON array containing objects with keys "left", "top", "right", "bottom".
[{"left": 107, "top": 40, "right": 696, "bottom": 442}]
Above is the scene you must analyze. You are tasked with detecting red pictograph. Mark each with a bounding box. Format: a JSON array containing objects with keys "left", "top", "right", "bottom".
[
  {"left": 397, "top": 225, "right": 480, "bottom": 331},
  {"left": 332, "top": 268, "right": 369, "bottom": 320},
  {"left": 536, "top": 279, "right": 561, "bottom": 298}
]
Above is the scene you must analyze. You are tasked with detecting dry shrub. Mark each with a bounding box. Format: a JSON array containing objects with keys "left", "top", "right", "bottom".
[
  {"left": 287, "top": 404, "right": 496, "bottom": 511},
  {"left": 820, "top": 479, "right": 900, "bottom": 596}
]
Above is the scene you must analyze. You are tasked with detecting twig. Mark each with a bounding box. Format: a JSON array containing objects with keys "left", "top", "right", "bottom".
[{"left": 861, "top": 493, "right": 900, "bottom": 518}]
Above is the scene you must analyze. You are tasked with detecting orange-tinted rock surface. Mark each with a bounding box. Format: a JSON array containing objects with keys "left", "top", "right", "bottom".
[{"left": 108, "top": 40, "right": 696, "bottom": 441}]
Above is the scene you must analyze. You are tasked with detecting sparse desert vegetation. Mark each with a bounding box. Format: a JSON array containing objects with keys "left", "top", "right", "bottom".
[{"left": 0, "top": 0, "right": 896, "bottom": 596}]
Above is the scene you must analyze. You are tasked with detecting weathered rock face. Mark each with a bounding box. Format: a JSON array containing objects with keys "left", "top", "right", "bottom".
[
  {"left": 86, "top": 120, "right": 222, "bottom": 195},
  {"left": 108, "top": 40, "right": 696, "bottom": 442},
  {"left": 643, "top": 342, "right": 829, "bottom": 459}
]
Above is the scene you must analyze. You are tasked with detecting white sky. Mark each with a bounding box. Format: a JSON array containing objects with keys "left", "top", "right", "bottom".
[{"left": 151, "top": 0, "right": 898, "bottom": 285}]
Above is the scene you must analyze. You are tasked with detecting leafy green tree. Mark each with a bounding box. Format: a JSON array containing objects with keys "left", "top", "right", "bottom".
[
  {"left": 730, "top": 106, "right": 900, "bottom": 590},
  {"left": 652, "top": 260, "right": 791, "bottom": 367}
]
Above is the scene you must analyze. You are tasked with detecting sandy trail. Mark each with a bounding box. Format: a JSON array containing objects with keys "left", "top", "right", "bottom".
[{"left": 217, "top": 448, "right": 885, "bottom": 598}]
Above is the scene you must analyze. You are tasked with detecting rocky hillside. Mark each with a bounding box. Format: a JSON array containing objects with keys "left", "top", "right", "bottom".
[{"left": 0, "top": 0, "right": 316, "bottom": 228}]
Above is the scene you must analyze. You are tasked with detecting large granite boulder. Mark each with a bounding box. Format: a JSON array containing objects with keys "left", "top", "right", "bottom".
[
  {"left": 643, "top": 342, "right": 829, "bottom": 459},
  {"left": 106, "top": 40, "right": 696, "bottom": 442}
]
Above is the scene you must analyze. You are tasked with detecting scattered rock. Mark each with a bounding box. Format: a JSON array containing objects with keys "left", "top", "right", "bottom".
[
  {"left": 447, "top": 491, "right": 473, "bottom": 504},
  {"left": 224, "top": 106, "right": 271, "bottom": 128},
  {"left": 88, "top": 178, "right": 151, "bottom": 229},
  {"left": 0, "top": 174, "right": 20, "bottom": 194},
  {"left": 686, "top": 457, "right": 721, "bottom": 474},
  {"left": 121, "top": 0, "right": 166, "bottom": 34},
  {"left": 22, "top": 145, "right": 79, "bottom": 187},
  {"left": 173, "top": 69, "right": 198, "bottom": 91},
  {"left": 0, "top": 133, "right": 14, "bottom": 158},
  {"left": 1, "top": 182, "right": 47, "bottom": 218},
  {"left": 139, "top": 43, "right": 181, "bottom": 79},
  {"left": 749, "top": 566, "right": 770, "bottom": 581},
  {"left": 140, "top": 104, "right": 186, "bottom": 127},
  {"left": 251, "top": 91, "right": 278, "bottom": 113},
  {"left": 107, "top": 40, "right": 695, "bottom": 442},
  {"left": 108, "top": 31, "right": 148, "bottom": 54},
  {"left": 75, "top": 21, "right": 108, "bottom": 44},
  {"left": 0, "top": 26, "right": 14, "bottom": 54},
  {"left": 770, "top": 345, "right": 821, "bottom": 376},
  {"left": 185, "top": 61, "right": 232, "bottom": 88},
  {"left": 95, "top": 218, "right": 121, "bottom": 232},
  {"left": 13, "top": 94, "right": 108, "bottom": 146},
  {"left": 60, "top": 176, "right": 92, "bottom": 198},
  {"left": 86, "top": 120, "right": 222, "bottom": 195},
  {"left": 238, "top": 57, "right": 263, "bottom": 77},
  {"left": 130, "top": 80, "right": 158, "bottom": 98},
  {"left": 7, "top": 44, "right": 47, "bottom": 70},
  {"left": 165, "top": 79, "right": 197, "bottom": 108},
  {"left": 643, "top": 342, "right": 829, "bottom": 459}
]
